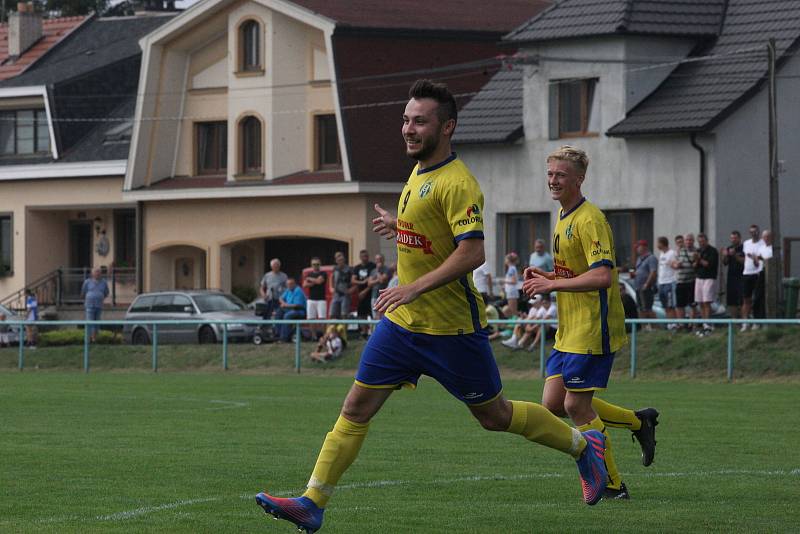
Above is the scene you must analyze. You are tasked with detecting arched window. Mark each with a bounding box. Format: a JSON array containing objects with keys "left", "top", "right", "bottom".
[
  {"left": 239, "top": 20, "right": 261, "bottom": 72},
  {"left": 239, "top": 116, "right": 262, "bottom": 174}
]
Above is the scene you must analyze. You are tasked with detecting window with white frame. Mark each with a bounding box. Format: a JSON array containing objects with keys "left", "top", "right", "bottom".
[
  {"left": 239, "top": 20, "right": 262, "bottom": 72},
  {"left": 0, "top": 109, "right": 50, "bottom": 155}
]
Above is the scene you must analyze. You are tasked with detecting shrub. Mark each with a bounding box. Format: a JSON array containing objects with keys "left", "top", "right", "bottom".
[
  {"left": 38, "top": 329, "right": 122, "bottom": 347},
  {"left": 232, "top": 285, "right": 257, "bottom": 304}
]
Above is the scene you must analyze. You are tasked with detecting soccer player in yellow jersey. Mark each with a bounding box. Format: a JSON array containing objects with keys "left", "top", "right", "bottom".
[
  {"left": 255, "top": 82, "right": 610, "bottom": 532},
  {"left": 523, "top": 146, "right": 660, "bottom": 500}
]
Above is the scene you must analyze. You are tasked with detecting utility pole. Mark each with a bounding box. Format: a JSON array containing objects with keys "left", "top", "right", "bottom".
[{"left": 766, "top": 38, "right": 782, "bottom": 318}]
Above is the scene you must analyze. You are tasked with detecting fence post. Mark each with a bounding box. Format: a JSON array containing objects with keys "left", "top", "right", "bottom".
[
  {"left": 294, "top": 320, "right": 301, "bottom": 373},
  {"left": 222, "top": 323, "right": 228, "bottom": 370},
  {"left": 727, "top": 322, "right": 734, "bottom": 382},
  {"left": 152, "top": 324, "right": 158, "bottom": 372},
  {"left": 539, "top": 319, "right": 546, "bottom": 378},
  {"left": 111, "top": 268, "right": 117, "bottom": 306},
  {"left": 18, "top": 323, "right": 24, "bottom": 370},
  {"left": 57, "top": 268, "right": 62, "bottom": 307},
  {"left": 630, "top": 322, "right": 637, "bottom": 378},
  {"left": 83, "top": 324, "right": 90, "bottom": 373}
]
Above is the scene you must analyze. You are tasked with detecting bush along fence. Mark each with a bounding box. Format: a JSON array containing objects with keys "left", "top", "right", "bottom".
[{"left": 3, "top": 318, "right": 799, "bottom": 381}]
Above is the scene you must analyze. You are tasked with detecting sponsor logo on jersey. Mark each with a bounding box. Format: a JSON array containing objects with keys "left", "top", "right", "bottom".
[
  {"left": 554, "top": 263, "right": 575, "bottom": 279},
  {"left": 397, "top": 218, "right": 415, "bottom": 230},
  {"left": 396, "top": 229, "right": 433, "bottom": 254},
  {"left": 419, "top": 180, "right": 433, "bottom": 198},
  {"left": 466, "top": 204, "right": 480, "bottom": 217},
  {"left": 566, "top": 223, "right": 574, "bottom": 241}
]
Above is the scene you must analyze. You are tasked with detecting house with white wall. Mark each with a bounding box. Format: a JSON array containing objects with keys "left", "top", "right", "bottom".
[{"left": 455, "top": 0, "right": 800, "bottom": 279}]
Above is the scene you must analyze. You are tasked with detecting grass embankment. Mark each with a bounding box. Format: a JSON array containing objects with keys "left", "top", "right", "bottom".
[{"left": 1, "top": 325, "right": 798, "bottom": 380}]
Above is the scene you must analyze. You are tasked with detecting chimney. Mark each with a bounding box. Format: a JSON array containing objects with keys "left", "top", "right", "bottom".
[{"left": 9, "top": 3, "right": 43, "bottom": 58}]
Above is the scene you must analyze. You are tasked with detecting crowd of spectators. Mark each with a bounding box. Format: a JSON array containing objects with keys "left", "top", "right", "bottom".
[{"left": 632, "top": 224, "right": 775, "bottom": 336}]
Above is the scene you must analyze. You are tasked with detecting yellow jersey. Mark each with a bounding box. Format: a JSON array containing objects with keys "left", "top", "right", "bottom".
[
  {"left": 386, "top": 154, "right": 487, "bottom": 335},
  {"left": 552, "top": 198, "right": 627, "bottom": 355}
]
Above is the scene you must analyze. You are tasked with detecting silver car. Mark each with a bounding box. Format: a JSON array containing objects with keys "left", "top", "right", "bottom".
[
  {"left": 123, "top": 291, "right": 257, "bottom": 344},
  {"left": 0, "top": 303, "right": 21, "bottom": 345}
]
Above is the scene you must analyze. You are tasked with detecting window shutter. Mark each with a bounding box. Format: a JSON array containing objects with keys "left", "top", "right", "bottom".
[{"left": 548, "top": 82, "right": 559, "bottom": 140}]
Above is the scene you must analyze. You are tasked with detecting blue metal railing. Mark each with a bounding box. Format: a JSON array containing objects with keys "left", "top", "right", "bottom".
[{"left": 2, "top": 317, "right": 798, "bottom": 381}]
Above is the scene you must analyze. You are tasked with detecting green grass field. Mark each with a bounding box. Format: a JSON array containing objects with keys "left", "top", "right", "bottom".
[{"left": 2, "top": 373, "right": 798, "bottom": 533}]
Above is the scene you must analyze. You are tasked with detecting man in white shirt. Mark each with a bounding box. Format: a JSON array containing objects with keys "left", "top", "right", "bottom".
[
  {"left": 741, "top": 224, "right": 765, "bottom": 330},
  {"left": 506, "top": 294, "right": 557, "bottom": 351},
  {"left": 656, "top": 237, "right": 678, "bottom": 328},
  {"left": 472, "top": 261, "right": 493, "bottom": 304}
]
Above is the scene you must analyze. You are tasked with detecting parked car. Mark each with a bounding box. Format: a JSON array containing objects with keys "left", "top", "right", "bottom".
[
  {"left": 0, "top": 303, "right": 21, "bottom": 345},
  {"left": 123, "top": 290, "right": 257, "bottom": 344}
]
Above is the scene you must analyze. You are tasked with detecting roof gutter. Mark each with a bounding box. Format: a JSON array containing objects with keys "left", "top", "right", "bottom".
[{"left": 690, "top": 133, "right": 706, "bottom": 234}]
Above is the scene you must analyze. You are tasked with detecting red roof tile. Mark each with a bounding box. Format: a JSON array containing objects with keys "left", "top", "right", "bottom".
[
  {"left": 0, "top": 15, "right": 89, "bottom": 81},
  {"left": 291, "top": 0, "right": 552, "bottom": 33},
  {"left": 145, "top": 171, "right": 345, "bottom": 190}
]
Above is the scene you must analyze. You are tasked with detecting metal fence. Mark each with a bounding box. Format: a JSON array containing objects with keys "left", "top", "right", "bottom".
[{"left": 3, "top": 317, "right": 798, "bottom": 381}]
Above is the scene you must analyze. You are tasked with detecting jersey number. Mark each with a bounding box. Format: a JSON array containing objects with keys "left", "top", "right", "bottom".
[
  {"left": 401, "top": 190, "right": 411, "bottom": 214},
  {"left": 553, "top": 233, "right": 560, "bottom": 254}
]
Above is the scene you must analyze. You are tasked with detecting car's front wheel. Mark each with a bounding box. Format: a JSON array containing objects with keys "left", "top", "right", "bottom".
[
  {"left": 198, "top": 325, "right": 216, "bottom": 344},
  {"left": 131, "top": 328, "right": 150, "bottom": 345}
]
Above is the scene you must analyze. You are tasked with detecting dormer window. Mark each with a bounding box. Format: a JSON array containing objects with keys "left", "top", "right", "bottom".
[
  {"left": 0, "top": 109, "right": 50, "bottom": 155},
  {"left": 239, "top": 20, "right": 262, "bottom": 73},
  {"left": 549, "top": 78, "right": 599, "bottom": 139}
]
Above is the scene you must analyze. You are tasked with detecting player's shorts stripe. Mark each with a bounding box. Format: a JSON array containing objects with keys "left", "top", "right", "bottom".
[
  {"left": 454, "top": 230, "right": 484, "bottom": 243},
  {"left": 459, "top": 275, "right": 481, "bottom": 333},
  {"left": 599, "top": 288, "right": 611, "bottom": 355}
]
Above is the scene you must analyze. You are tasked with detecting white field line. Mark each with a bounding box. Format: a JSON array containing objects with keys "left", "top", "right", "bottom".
[{"left": 25, "top": 468, "right": 799, "bottom": 525}]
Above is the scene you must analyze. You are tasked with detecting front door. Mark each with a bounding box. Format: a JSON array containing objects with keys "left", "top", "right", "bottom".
[
  {"left": 175, "top": 257, "right": 195, "bottom": 290},
  {"left": 67, "top": 221, "right": 93, "bottom": 301}
]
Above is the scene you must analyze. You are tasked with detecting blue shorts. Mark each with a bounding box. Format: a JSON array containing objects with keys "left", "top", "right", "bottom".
[
  {"left": 545, "top": 349, "right": 615, "bottom": 391},
  {"left": 355, "top": 318, "right": 503, "bottom": 406},
  {"left": 658, "top": 282, "right": 677, "bottom": 309}
]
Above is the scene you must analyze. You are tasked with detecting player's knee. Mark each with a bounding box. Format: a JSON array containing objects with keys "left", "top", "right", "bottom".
[
  {"left": 475, "top": 412, "right": 507, "bottom": 432},
  {"left": 470, "top": 400, "right": 512, "bottom": 431}
]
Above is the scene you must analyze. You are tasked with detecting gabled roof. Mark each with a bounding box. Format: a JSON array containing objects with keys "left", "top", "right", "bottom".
[
  {"left": 290, "top": 0, "right": 551, "bottom": 33},
  {"left": 0, "top": 15, "right": 89, "bottom": 81},
  {"left": 0, "top": 14, "right": 175, "bottom": 87},
  {"left": 452, "top": 67, "right": 524, "bottom": 145},
  {"left": 608, "top": 0, "right": 800, "bottom": 136},
  {"left": 505, "top": 0, "right": 727, "bottom": 43}
]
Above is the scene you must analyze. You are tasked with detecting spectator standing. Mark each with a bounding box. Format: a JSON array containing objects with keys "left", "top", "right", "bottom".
[
  {"left": 368, "top": 254, "right": 390, "bottom": 321},
  {"left": 472, "top": 261, "right": 493, "bottom": 304},
  {"left": 693, "top": 233, "right": 719, "bottom": 336},
  {"left": 528, "top": 239, "right": 554, "bottom": 273},
  {"left": 656, "top": 237, "right": 678, "bottom": 329},
  {"left": 260, "top": 258, "right": 288, "bottom": 322},
  {"left": 25, "top": 289, "right": 38, "bottom": 348},
  {"left": 503, "top": 252, "right": 521, "bottom": 318},
  {"left": 674, "top": 235, "right": 697, "bottom": 329},
  {"left": 741, "top": 225, "right": 764, "bottom": 330},
  {"left": 633, "top": 240, "right": 657, "bottom": 329},
  {"left": 329, "top": 251, "right": 354, "bottom": 319},
  {"left": 81, "top": 267, "right": 110, "bottom": 343},
  {"left": 351, "top": 250, "right": 376, "bottom": 337},
  {"left": 753, "top": 229, "right": 774, "bottom": 323},
  {"left": 303, "top": 257, "right": 327, "bottom": 340},
  {"left": 276, "top": 278, "right": 307, "bottom": 342},
  {"left": 721, "top": 230, "right": 745, "bottom": 320}
]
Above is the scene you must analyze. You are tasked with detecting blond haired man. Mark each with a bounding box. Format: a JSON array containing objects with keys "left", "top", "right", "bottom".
[{"left": 524, "top": 145, "right": 659, "bottom": 499}]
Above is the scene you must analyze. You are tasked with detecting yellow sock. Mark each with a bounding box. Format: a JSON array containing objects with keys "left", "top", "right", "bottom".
[
  {"left": 592, "top": 397, "right": 641, "bottom": 430},
  {"left": 507, "top": 400, "right": 586, "bottom": 459},
  {"left": 302, "top": 415, "right": 369, "bottom": 507},
  {"left": 578, "top": 416, "right": 621, "bottom": 490}
]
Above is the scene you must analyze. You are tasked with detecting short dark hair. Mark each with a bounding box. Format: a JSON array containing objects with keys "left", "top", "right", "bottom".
[
  {"left": 657, "top": 236, "right": 669, "bottom": 247},
  {"left": 731, "top": 230, "right": 741, "bottom": 237},
  {"left": 408, "top": 79, "right": 457, "bottom": 125},
  {"left": 675, "top": 235, "right": 684, "bottom": 242}
]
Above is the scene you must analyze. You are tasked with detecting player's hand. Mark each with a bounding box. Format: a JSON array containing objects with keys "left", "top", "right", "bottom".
[
  {"left": 373, "top": 284, "right": 420, "bottom": 314},
  {"left": 372, "top": 203, "right": 397, "bottom": 240},
  {"left": 523, "top": 266, "right": 555, "bottom": 281},
  {"left": 523, "top": 270, "right": 555, "bottom": 296}
]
